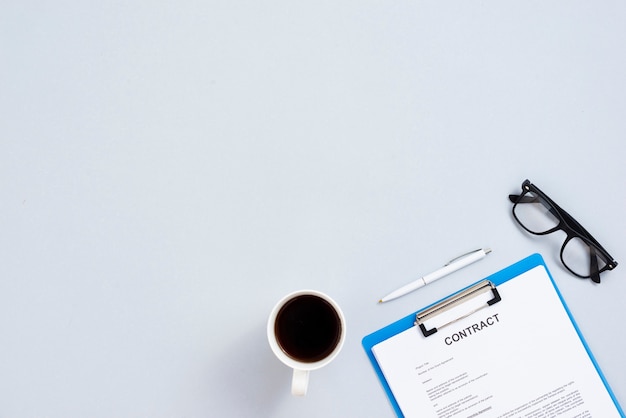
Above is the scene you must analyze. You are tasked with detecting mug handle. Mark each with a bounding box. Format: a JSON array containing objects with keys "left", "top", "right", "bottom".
[{"left": 291, "top": 368, "right": 309, "bottom": 396}]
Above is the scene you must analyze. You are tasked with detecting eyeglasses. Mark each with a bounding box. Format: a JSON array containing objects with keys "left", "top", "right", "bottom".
[{"left": 509, "top": 179, "right": 617, "bottom": 283}]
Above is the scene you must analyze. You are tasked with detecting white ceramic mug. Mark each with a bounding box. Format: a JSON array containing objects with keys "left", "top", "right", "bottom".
[{"left": 267, "top": 290, "right": 346, "bottom": 396}]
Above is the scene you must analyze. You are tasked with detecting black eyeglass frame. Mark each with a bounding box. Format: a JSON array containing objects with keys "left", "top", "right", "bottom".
[{"left": 509, "top": 179, "right": 618, "bottom": 283}]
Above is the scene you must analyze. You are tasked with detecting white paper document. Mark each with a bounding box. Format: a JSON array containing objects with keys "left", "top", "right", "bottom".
[{"left": 372, "top": 266, "right": 621, "bottom": 418}]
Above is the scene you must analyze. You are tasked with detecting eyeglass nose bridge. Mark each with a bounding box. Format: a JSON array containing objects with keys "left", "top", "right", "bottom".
[{"left": 510, "top": 202, "right": 563, "bottom": 237}]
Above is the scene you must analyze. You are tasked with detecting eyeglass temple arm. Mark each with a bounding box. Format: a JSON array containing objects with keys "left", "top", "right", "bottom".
[
  {"left": 589, "top": 246, "right": 601, "bottom": 283},
  {"left": 509, "top": 194, "right": 543, "bottom": 204},
  {"left": 551, "top": 201, "right": 610, "bottom": 255}
]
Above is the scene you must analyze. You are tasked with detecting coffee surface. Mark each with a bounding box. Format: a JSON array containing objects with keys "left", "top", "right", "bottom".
[{"left": 275, "top": 295, "right": 341, "bottom": 363}]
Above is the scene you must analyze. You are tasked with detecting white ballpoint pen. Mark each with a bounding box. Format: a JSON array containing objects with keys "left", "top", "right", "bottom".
[{"left": 378, "top": 248, "right": 492, "bottom": 303}]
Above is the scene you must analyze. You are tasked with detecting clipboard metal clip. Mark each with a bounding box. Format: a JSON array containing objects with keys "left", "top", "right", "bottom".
[{"left": 414, "top": 280, "right": 501, "bottom": 338}]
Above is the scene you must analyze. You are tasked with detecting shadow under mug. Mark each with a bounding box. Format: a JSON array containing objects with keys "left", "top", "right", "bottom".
[{"left": 267, "top": 289, "right": 346, "bottom": 396}]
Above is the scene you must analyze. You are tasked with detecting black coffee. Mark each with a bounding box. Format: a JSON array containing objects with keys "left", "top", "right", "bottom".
[{"left": 274, "top": 295, "right": 342, "bottom": 363}]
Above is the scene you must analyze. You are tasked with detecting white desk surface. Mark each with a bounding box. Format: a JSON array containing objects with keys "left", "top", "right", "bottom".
[{"left": 1, "top": 2, "right": 625, "bottom": 417}]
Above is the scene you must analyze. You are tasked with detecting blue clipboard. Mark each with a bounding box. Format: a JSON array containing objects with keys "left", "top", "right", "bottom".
[{"left": 362, "top": 253, "right": 624, "bottom": 418}]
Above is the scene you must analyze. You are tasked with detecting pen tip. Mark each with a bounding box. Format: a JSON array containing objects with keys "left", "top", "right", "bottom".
[
  {"left": 378, "top": 299, "right": 383, "bottom": 304},
  {"left": 485, "top": 248, "right": 492, "bottom": 254}
]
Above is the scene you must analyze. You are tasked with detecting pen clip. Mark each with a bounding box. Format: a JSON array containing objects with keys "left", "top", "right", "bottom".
[{"left": 444, "top": 249, "right": 482, "bottom": 266}]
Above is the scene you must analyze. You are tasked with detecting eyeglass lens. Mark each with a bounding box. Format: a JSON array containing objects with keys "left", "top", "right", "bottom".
[
  {"left": 512, "top": 192, "right": 559, "bottom": 234},
  {"left": 562, "top": 237, "right": 607, "bottom": 278}
]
